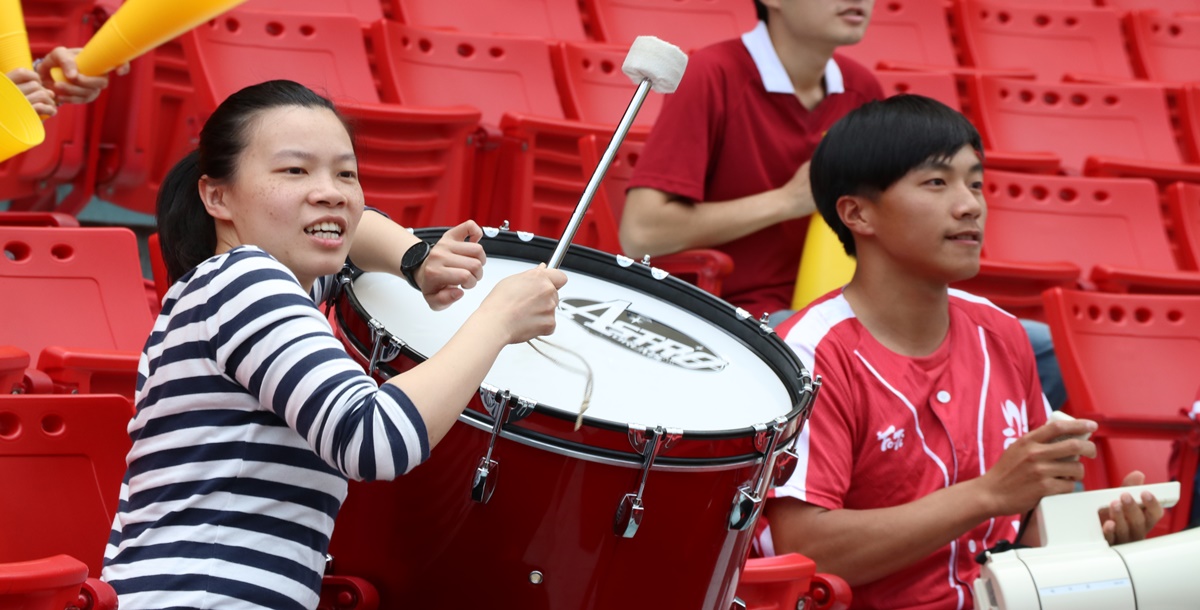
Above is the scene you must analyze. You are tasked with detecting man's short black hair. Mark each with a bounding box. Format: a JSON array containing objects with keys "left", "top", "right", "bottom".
[
  {"left": 810, "top": 95, "right": 983, "bottom": 256},
  {"left": 754, "top": 0, "right": 768, "bottom": 23}
]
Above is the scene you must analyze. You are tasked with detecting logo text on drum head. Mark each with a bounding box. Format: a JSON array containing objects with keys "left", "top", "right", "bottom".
[{"left": 558, "top": 298, "right": 728, "bottom": 372}]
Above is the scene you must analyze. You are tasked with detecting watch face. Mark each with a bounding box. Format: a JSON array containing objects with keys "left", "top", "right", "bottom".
[{"left": 404, "top": 241, "right": 430, "bottom": 270}]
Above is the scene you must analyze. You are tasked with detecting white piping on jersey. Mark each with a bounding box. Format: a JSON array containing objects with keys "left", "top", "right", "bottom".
[
  {"left": 976, "top": 326, "right": 997, "bottom": 547},
  {"left": 854, "top": 351, "right": 951, "bottom": 486}
]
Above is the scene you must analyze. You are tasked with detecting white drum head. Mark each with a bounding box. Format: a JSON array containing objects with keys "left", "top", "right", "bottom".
[{"left": 352, "top": 257, "right": 793, "bottom": 432}]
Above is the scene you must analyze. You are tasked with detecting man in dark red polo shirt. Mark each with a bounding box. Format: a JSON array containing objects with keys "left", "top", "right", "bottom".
[{"left": 620, "top": 0, "right": 882, "bottom": 322}]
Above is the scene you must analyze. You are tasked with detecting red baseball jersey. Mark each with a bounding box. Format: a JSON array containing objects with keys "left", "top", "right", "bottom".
[{"left": 762, "top": 289, "right": 1052, "bottom": 610}]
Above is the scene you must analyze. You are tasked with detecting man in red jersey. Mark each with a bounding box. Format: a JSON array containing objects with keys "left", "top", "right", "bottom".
[
  {"left": 760, "top": 95, "right": 1164, "bottom": 610},
  {"left": 620, "top": 0, "right": 882, "bottom": 322}
]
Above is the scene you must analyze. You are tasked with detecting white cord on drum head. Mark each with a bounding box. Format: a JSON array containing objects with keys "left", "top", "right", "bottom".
[{"left": 527, "top": 337, "right": 594, "bottom": 431}]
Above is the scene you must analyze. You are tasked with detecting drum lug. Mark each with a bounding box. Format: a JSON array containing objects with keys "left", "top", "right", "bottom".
[
  {"left": 471, "top": 387, "right": 513, "bottom": 504},
  {"left": 480, "top": 383, "right": 535, "bottom": 424},
  {"left": 614, "top": 425, "right": 682, "bottom": 538},
  {"left": 729, "top": 417, "right": 788, "bottom": 531},
  {"left": 730, "top": 596, "right": 748, "bottom": 610},
  {"left": 367, "top": 319, "right": 402, "bottom": 376}
]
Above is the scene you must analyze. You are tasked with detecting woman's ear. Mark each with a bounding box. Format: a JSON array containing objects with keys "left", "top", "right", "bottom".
[
  {"left": 838, "top": 194, "right": 875, "bottom": 239},
  {"left": 198, "top": 175, "right": 232, "bottom": 221}
]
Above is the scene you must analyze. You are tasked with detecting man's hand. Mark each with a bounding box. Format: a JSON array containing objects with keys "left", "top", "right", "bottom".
[
  {"left": 777, "top": 160, "right": 817, "bottom": 220},
  {"left": 8, "top": 68, "right": 56, "bottom": 117},
  {"left": 976, "top": 417, "right": 1098, "bottom": 517},
  {"left": 1099, "top": 470, "right": 1164, "bottom": 545},
  {"left": 416, "top": 220, "right": 487, "bottom": 310},
  {"left": 36, "top": 47, "right": 128, "bottom": 105}
]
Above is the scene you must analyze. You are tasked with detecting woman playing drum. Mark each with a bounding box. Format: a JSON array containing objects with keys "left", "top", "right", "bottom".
[{"left": 100, "top": 79, "right": 566, "bottom": 610}]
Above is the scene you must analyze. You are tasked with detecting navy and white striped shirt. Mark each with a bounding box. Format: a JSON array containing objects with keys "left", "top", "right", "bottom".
[{"left": 102, "top": 247, "right": 429, "bottom": 610}]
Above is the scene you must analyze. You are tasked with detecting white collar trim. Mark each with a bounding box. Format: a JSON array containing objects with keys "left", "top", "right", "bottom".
[{"left": 741, "top": 21, "right": 845, "bottom": 96}]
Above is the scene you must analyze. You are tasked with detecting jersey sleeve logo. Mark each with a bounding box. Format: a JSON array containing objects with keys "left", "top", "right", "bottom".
[
  {"left": 876, "top": 425, "right": 905, "bottom": 452},
  {"left": 1001, "top": 399, "right": 1030, "bottom": 449}
]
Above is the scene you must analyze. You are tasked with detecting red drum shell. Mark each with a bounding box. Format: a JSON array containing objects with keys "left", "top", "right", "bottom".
[{"left": 328, "top": 229, "right": 815, "bottom": 609}]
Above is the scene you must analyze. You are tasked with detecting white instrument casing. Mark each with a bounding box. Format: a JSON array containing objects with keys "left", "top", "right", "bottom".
[{"left": 974, "top": 481, "right": 1200, "bottom": 610}]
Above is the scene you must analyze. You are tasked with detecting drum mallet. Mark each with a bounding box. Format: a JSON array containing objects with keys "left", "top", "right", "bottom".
[{"left": 546, "top": 36, "right": 688, "bottom": 269}]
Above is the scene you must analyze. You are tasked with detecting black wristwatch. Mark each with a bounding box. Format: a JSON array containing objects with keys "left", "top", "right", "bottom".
[{"left": 400, "top": 240, "right": 432, "bottom": 290}]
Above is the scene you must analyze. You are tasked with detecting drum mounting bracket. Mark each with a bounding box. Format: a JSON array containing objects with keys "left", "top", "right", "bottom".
[
  {"left": 366, "top": 319, "right": 402, "bottom": 376},
  {"left": 729, "top": 417, "right": 789, "bottom": 531},
  {"left": 471, "top": 385, "right": 528, "bottom": 504},
  {"left": 614, "top": 424, "right": 682, "bottom": 538}
]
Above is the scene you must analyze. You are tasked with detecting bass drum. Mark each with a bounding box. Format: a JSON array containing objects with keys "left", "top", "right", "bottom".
[{"left": 329, "top": 228, "right": 817, "bottom": 609}]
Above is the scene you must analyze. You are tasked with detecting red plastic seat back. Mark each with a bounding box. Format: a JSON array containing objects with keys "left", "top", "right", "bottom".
[
  {"left": 371, "top": 21, "right": 563, "bottom": 125},
  {"left": 0, "top": 212, "right": 79, "bottom": 227},
  {"left": 0, "top": 346, "right": 29, "bottom": 394},
  {"left": 956, "top": 0, "right": 1134, "bottom": 82},
  {"left": 0, "top": 395, "right": 133, "bottom": 576},
  {"left": 0, "top": 554, "right": 89, "bottom": 610},
  {"left": 837, "top": 0, "right": 958, "bottom": 70},
  {"left": 1167, "top": 181, "right": 1200, "bottom": 271},
  {"left": 584, "top": 0, "right": 757, "bottom": 51},
  {"left": 982, "top": 171, "right": 1177, "bottom": 279},
  {"left": 184, "top": 9, "right": 381, "bottom": 109},
  {"left": 240, "top": 0, "right": 384, "bottom": 24},
  {"left": 554, "top": 41, "right": 664, "bottom": 127},
  {"left": 1125, "top": 10, "right": 1200, "bottom": 84},
  {"left": 0, "top": 0, "right": 96, "bottom": 207},
  {"left": 0, "top": 227, "right": 153, "bottom": 358},
  {"left": 874, "top": 70, "right": 963, "bottom": 111},
  {"left": 972, "top": 76, "right": 1184, "bottom": 173},
  {"left": 1042, "top": 288, "right": 1200, "bottom": 494},
  {"left": 392, "top": 0, "right": 587, "bottom": 40},
  {"left": 1102, "top": 0, "right": 1200, "bottom": 15}
]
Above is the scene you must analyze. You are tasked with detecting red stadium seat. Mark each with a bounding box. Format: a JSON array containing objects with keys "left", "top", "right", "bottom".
[
  {"left": 371, "top": 21, "right": 564, "bottom": 124},
  {"left": 0, "top": 0, "right": 102, "bottom": 213},
  {"left": 0, "top": 211, "right": 79, "bottom": 226},
  {"left": 0, "top": 227, "right": 151, "bottom": 397},
  {"left": 0, "top": 555, "right": 117, "bottom": 610},
  {"left": 553, "top": 41, "right": 665, "bottom": 128},
  {"left": 583, "top": 0, "right": 758, "bottom": 51},
  {"left": 390, "top": 0, "right": 587, "bottom": 40},
  {"left": 968, "top": 76, "right": 1200, "bottom": 180},
  {"left": 1042, "top": 288, "right": 1200, "bottom": 534},
  {"left": 182, "top": 10, "right": 481, "bottom": 229},
  {"left": 1100, "top": 0, "right": 1200, "bottom": 16},
  {"left": 1167, "top": 181, "right": 1200, "bottom": 271},
  {"left": 955, "top": 0, "right": 1135, "bottom": 83},
  {"left": 735, "top": 554, "right": 852, "bottom": 610},
  {"left": 837, "top": 0, "right": 959, "bottom": 71},
  {"left": 0, "top": 394, "right": 134, "bottom": 576},
  {"left": 1125, "top": 10, "right": 1200, "bottom": 85},
  {"left": 95, "top": 38, "right": 198, "bottom": 216},
  {"left": 0, "top": 346, "right": 29, "bottom": 394},
  {"left": 874, "top": 69, "right": 963, "bottom": 111},
  {"left": 370, "top": 20, "right": 636, "bottom": 228},
  {"left": 240, "top": 0, "right": 384, "bottom": 24},
  {"left": 955, "top": 172, "right": 1200, "bottom": 316}
]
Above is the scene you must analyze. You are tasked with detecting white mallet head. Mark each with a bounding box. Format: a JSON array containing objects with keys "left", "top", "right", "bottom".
[{"left": 621, "top": 36, "right": 688, "bottom": 94}]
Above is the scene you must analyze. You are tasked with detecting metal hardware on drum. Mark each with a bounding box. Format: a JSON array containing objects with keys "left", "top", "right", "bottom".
[
  {"left": 528, "top": 571, "right": 544, "bottom": 585},
  {"left": 471, "top": 385, "right": 536, "bottom": 503},
  {"left": 730, "top": 598, "right": 747, "bottom": 610},
  {"left": 728, "top": 417, "right": 789, "bottom": 531},
  {"left": 366, "top": 318, "right": 402, "bottom": 376},
  {"left": 614, "top": 424, "right": 682, "bottom": 538},
  {"left": 641, "top": 255, "right": 651, "bottom": 266},
  {"left": 472, "top": 387, "right": 512, "bottom": 504},
  {"left": 773, "top": 377, "right": 822, "bottom": 486}
]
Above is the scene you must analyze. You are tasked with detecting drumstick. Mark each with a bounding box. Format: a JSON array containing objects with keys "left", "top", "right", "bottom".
[{"left": 545, "top": 36, "right": 688, "bottom": 270}]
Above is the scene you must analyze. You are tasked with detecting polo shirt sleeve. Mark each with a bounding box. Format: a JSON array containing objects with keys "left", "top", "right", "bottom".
[
  {"left": 626, "top": 53, "right": 724, "bottom": 203},
  {"left": 774, "top": 336, "right": 859, "bottom": 510}
]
